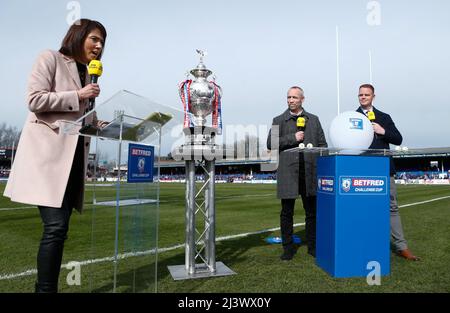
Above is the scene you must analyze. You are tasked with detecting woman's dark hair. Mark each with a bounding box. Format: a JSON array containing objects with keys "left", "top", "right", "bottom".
[{"left": 59, "top": 19, "right": 107, "bottom": 62}]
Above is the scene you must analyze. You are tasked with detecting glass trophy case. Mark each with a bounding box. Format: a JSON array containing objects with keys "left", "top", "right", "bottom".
[{"left": 62, "top": 90, "right": 183, "bottom": 292}]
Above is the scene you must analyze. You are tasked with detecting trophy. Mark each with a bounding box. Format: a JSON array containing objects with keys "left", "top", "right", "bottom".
[
  {"left": 179, "top": 50, "right": 222, "bottom": 132},
  {"left": 168, "top": 50, "right": 234, "bottom": 280}
]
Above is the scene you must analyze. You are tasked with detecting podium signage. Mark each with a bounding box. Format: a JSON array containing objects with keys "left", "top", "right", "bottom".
[
  {"left": 127, "top": 143, "right": 154, "bottom": 183},
  {"left": 339, "top": 176, "right": 387, "bottom": 195},
  {"left": 316, "top": 155, "right": 390, "bottom": 278},
  {"left": 317, "top": 176, "right": 335, "bottom": 194}
]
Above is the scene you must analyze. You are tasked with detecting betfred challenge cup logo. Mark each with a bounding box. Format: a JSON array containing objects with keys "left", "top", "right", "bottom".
[
  {"left": 339, "top": 176, "right": 387, "bottom": 195},
  {"left": 342, "top": 178, "right": 351, "bottom": 192},
  {"left": 349, "top": 118, "right": 363, "bottom": 130},
  {"left": 137, "top": 157, "right": 146, "bottom": 173}
]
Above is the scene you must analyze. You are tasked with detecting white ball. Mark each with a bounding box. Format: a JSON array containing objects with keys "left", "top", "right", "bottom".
[
  {"left": 395, "top": 146, "right": 401, "bottom": 151},
  {"left": 329, "top": 111, "right": 374, "bottom": 150},
  {"left": 306, "top": 143, "right": 313, "bottom": 149},
  {"left": 402, "top": 146, "right": 409, "bottom": 151},
  {"left": 299, "top": 143, "right": 305, "bottom": 149}
]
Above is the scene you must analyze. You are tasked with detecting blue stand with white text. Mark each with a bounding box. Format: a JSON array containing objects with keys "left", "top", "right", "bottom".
[{"left": 316, "top": 155, "right": 390, "bottom": 278}]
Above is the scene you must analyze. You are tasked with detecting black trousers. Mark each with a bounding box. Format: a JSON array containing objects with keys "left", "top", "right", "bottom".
[
  {"left": 36, "top": 194, "right": 73, "bottom": 292},
  {"left": 35, "top": 138, "right": 83, "bottom": 293},
  {"left": 280, "top": 195, "right": 317, "bottom": 251}
]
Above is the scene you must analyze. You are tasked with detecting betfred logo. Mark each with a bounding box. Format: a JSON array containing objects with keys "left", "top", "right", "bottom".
[
  {"left": 352, "top": 179, "right": 384, "bottom": 187},
  {"left": 131, "top": 148, "right": 152, "bottom": 157},
  {"left": 318, "top": 176, "right": 335, "bottom": 194},
  {"left": 339, "top": 176, "right": 387, "bottom": 195}
]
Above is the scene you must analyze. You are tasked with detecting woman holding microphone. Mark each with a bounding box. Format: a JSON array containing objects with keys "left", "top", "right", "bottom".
[{"left": 4, "top": 19, "right": 107, "bottom": 292}]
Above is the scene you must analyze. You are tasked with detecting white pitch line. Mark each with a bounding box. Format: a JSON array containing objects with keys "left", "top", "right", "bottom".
[
  {"left": 399, "top": 195, "right": 450, "bottom": 208},
  {"left": 2, "top": 194, "right": 450, "bottom": 281},
  {"left": 0, "top": 206, "right": 35, "bottom": 212},
  {"left": 0, "top": 269, "right": 37, "bottom": 280},
  {"left": 216, "top": 223, "right": 304, "bottom": 242}
]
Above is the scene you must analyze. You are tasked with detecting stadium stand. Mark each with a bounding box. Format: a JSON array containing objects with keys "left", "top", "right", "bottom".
[{"left": 0, "top": 149, "right": 448, "bottom": 184}]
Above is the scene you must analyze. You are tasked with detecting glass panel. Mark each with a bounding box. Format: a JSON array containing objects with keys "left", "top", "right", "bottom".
[
  {"left": 62, "top": 89, "right": 184, "bottom": 146},
  {"left": 85, "top": 132, "right": 160, "bottom": 293},
  {"left": 59, "top": 90, "right": 178, "bottom": 293},
  {"left": 115, "top": 181, "right": 158, "bottom": 293}
]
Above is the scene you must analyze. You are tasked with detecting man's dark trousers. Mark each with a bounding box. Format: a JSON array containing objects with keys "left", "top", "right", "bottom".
[{"left": 280, "top": 195, "right": 317, "bottom": 253}]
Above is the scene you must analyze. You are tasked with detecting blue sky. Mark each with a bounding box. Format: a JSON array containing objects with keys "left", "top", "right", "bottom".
[{"left": 1, "top": 0, "right": 449, "bottom": 150}]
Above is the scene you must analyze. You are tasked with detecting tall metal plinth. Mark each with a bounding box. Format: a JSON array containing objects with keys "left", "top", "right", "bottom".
[{"left": 168, "top": 127, "right": 235, "bottom": 280}]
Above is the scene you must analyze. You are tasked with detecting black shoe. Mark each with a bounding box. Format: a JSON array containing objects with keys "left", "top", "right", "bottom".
[
  {"left": 307, "top": 248, "right": 316, "bottom": 257},
  {"left": 34, "top": 281, "right": 57, "bottom": 293},
  {"left": 280, "top": 246, "right": 296, "bottom": 261}
]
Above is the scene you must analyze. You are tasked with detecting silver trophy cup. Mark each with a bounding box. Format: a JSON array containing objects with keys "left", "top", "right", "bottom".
[{"left": 182, "top": 50, "right": 222, "bottom": 127}]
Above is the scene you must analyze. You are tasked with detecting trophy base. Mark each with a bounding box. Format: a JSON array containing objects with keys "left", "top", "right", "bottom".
[
  {"left": 184, "top": 126, "right": 217, "bottom": 146},
  {"left": 168, "top": 262, "right": 236, "bottom": 281},
  {"left": 174, "top": 144, "right": 223, "bottom": 161},
  {"left": 183, "top": 126, "right": 217, "bottom": 138}
]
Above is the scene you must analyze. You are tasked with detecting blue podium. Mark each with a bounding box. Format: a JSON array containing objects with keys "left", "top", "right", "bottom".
[{"left": 316, "top": 155, "right": 390, "bottom": 278}]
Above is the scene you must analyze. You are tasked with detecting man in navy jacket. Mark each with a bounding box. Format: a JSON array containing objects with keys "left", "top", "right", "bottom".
[{"left": 356, "top": 84, "right": 420, "bottom": 261}]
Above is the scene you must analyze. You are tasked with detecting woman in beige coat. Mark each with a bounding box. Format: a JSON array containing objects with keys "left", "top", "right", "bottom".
[{"left": 3, "top": 19, "right": 107, "bottom": 292}]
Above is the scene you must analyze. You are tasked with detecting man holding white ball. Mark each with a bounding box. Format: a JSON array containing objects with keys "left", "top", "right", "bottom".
[
  {"left": 267, "top": 86, "right": 327, "bottom": 261},
  {"left": 356, "top": 84, "right": 420, "bottom": 261}
]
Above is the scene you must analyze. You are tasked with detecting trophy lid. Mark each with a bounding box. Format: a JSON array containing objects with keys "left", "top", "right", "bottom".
[{"left": 190, "top": 49, "right": 212, "bottom": 78}]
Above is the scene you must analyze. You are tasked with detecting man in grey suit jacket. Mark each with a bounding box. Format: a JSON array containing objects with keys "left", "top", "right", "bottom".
[{"left": 267, "top": 86, "right": 327, "bottom": 261}]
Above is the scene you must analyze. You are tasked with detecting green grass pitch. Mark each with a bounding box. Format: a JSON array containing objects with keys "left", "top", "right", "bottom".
[{"left": 0, "top": 182, "right": 449, "bottom": 293}]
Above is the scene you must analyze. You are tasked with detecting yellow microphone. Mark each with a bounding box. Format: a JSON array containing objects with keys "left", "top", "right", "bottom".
[
  {"left": 88, "top": 60, "right": 103, "bottom": 83},
  {"left": 367, "top": 111, "right": 376, "bottom": 123},
  {"left": 87, "top": 60, "right": 103, "bottom": 111},
  {"left": 367, "top": 110, "right": 378, "bottom": 139},
  {"left": 297, "top": 116, "right": 306, "bottom": 131}
]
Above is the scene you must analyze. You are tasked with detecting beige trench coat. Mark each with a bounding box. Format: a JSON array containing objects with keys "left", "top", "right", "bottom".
[{"left": 4, "top": 50, "right": 94, "bottom": 212}]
